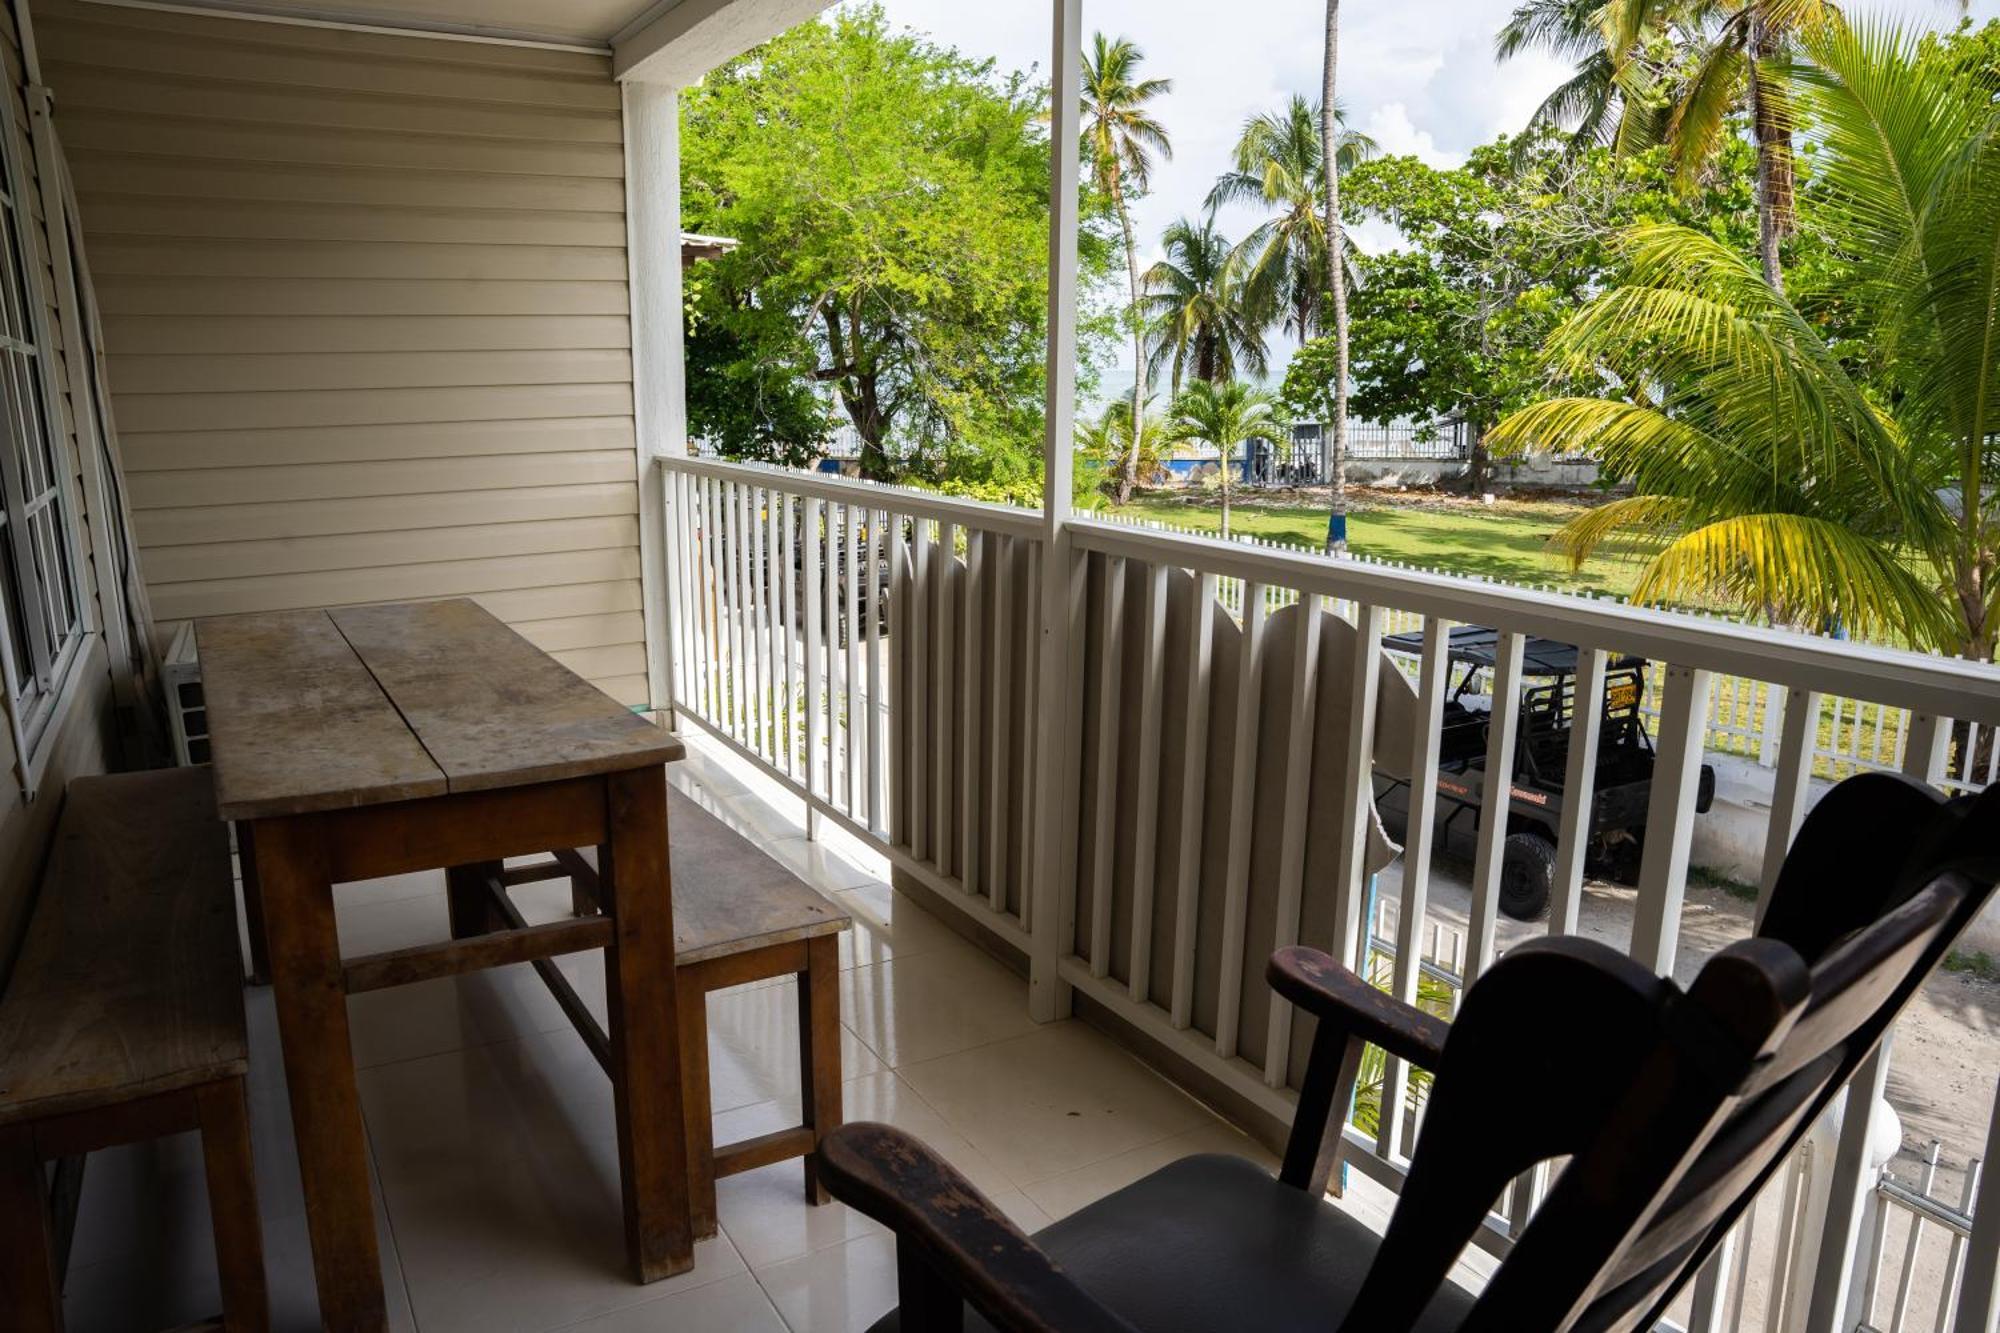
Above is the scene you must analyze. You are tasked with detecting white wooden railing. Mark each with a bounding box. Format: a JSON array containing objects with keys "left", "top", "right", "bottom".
[{"left": 656, "top": 454, "right": 2000, "bottom": 1332}]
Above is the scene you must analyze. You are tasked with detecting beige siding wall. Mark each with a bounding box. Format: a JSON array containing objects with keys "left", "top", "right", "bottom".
[
  {"left": 40, "top": 1, "right": 650, "bottom": 705},
  {"left": 0, "top": 1, "right": 119, "bottom": 969}
]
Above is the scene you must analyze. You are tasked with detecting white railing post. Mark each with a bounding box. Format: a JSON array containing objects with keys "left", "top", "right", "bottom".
[
  {"left": 621, "top": 78, "right": 684, "bottom": 723},
  {"left": 1028, "top": 0, "right": 1083, "bottom": 1023},
  {"left": 1630, "top": 664, "right": 1713, "bottom": 975},
  {"left": 1957, "top": 1088, "right": 2000, "bottom": 1333},
  {"left": 1805, "top": 710, "right": 1950, "bottom": 1333}
]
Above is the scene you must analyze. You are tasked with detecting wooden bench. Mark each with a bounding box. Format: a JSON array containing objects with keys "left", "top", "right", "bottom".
[
  {"left": 0, "top": 768, "right": 266, "bottom": 1332},
  {"left": 504, "top": 784, "right": 850, "bottom": 1238}
]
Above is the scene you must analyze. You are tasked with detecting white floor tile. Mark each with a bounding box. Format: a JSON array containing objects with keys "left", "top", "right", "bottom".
[
  {"left": 839, "top": 946, "right": 1038, "bottom": 1068},
  {"left": 897, "top": 1022, "right": 1214, "bottom": 1185},
  {"left": 358, "top": 1029, "right": 745, "bottom": 1332},
  {"left": 1020, "top": 1118, "right": 1277, "bottom": 1222},
  {"left": 754, "top": 1232, "right": 899, "bottom": 1333},
  {"left": 551, "top": 1271, "right": 789, "bottom": 1332},
  {"left": 832, "top": 882, "right": 962, "bottom": 972}
]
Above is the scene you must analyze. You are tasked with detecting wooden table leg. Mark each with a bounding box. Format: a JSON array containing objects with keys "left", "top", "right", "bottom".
[
  {"left": 678, "top": 976, "right": 717, "bottom": 1239},
  {"left": 198, "top": 1078, "right": 270, "bottom": 1333},
  {"left": 601, "top": 765, "right": 695, "bottom": 1282},
  {"left": 253, "top": 815, "right": 387, "bottom": 1332},
  {"left": 0, "top": 1124, "right": 60, "bottom": 1332},
  {"left": 236, "top": 822, "right": 271, "bottom": 986},
  {"left": 446, "top": 860, "right": 505, "bottom": 939},
  {"left": 799, "top": 933, "right": 842, "bottom": 1206}
]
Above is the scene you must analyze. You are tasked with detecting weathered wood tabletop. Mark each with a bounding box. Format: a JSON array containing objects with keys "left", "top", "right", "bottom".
[{"left": 197, "top": 598, "right": 684, "bottom": 821}]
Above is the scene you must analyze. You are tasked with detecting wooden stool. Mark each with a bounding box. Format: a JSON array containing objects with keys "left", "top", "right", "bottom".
[
  {"left": 0, "top": 770, "right": 267, "bottom": 1331},
  {"left": 512, "top": 785, "right": 850, "bottom": 1237}
]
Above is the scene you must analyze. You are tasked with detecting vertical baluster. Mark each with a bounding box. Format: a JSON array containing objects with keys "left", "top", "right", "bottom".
[
  {"left": 1215, "top": 582, "right": 1269, "bottom": 1060},
  {"left": 911, "top": 520, "right": 932, "bottom": 863},
  {"left": 1465, "top": 630, "right": 1526, "bottom": 982},
  {"left": 1018, "top": 541, "right": 1042, "bottom": 930},
  {"left": 1264, "top": 590, "right": 1322, "bottom": 1087},
  {"left": 1331, "top": 604, "right": 1385, "bottom": 973},
  {"left": 767, "top": 489, "right": 784, "bottom": 769},
  {"left": 1685, "top": 1228, "right": 1740, "bottom": 1333},
  {"left": 1087, "top": 555, "right": 1127, "bottom": 977},
  {"left": 730, "top": 482, "right": 751, "bottom": 743},
  {"left": 1128, "top": 561, "right": 1169, "bottom": 1004},
  {"left": 1171, "top": 571, "right": 1217, "bottom": 1030},
  {"left": 961, "top": 532, "right": 986, "bottom": 897},
  {"left": 1549, "top": 647, "right": 1607, "bottom": 934},
  {"left": 780, "top": 492, "right": 799, "bottom": 777},
  {"left": 986, "top": 535, "right": 1014, "bottom": 911},
  {"left": 803, "top": 496, "right": 824, "bottom": 805},
  {"left": 1758, "top": 688, "right": 1823, "bottom": 924},
  {"left": 825, "top": 504, "right": 843, "bottom": 807},
  {"left": 699, "top": 477, "right": 720, "bottom": 727},
  {"left": 887, "top": 511, "right": 907, "bottom": 847},
  {"left": 867, "top": 508, "right": 886, "bottom": 834},
  {"left": 847, "top": 503, "right": 864, "bottom": 814},
  {"left": 1628, "top": 664, "right": 1713, "bottom": 975},
  {"left": 934, "top": 521, "right": 958, "bottom": 876},
  {"left": 747, "top": 486, "right": 767, "bottom": 758},
  {"left": 1379, "top": 615, "right": 1450, "bottom": 1161}
]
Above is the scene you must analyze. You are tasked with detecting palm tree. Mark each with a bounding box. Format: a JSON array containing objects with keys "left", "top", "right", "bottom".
[
  {"left": 1142, "top": 216, "right": 1269, "bottom": 398},
  {"left": 1076, "top": 395, "right": 1171, "bottom": 499},
  {"left": 1205, "top": 95, "right": 1375, "bottom": 341},
  {"left": 1321, "top": 0, "right": 1352, "bottom": 554},
  {"left": 1172, "top": 380, "right": 1287, "bottom": 538},
  {"left": 1495, "top": 0, "right": 1679, "bottom": 153},
  {"left": 1601, "top": 0, "right": 1846, "bottom": 291},
  {"left": 1082, "top": 34, "right": 1173, "bottom": 505},
  {"left": 1490, "top": 22, "right": 2000, "bottom": 661}
]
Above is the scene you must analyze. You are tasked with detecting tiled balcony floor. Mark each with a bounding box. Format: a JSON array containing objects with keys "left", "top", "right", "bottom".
[{"left": 60, "top": 734, "right": 1286, "bottom": 1333}]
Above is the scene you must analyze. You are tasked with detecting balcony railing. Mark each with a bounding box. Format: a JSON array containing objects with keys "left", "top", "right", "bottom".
[{"left": 655, "top": 452, "right": 2000, "bottom": 1333}]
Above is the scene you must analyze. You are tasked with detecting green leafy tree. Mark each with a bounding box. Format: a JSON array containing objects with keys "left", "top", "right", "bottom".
[
  {"left": 1491, "top": 22, "right": 2000, "bottom": 660},
  {"left": 680, "top": 4, "right": 1111, "bottom": 483},
  {"left": 683, "top": 267, "right": 829, "bottom": 466},
  {"left": 1288, "top": 134, "right": 1756, "bottom": 490},
  {"left": 1082, "top": 34, "right": 1173, "bottom": 505},
  {"left": 1076, "top": 393, "right": 1172, "bottom": 500},
  {"left": 1143, "top": 215, "right": 1269, "bottom": 398},
  {"left": 1171, "top": 380, "right": 1288, "bottom": 537}
]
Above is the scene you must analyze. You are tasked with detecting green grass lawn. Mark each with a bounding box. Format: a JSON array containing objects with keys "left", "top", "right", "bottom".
[{"left": 1106, "top": 493, "right": 1647, "bottom": 597}]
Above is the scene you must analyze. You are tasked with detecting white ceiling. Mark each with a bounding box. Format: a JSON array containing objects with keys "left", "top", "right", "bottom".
[{"left": 127, "top": 0, "right": 683, "bottom": 48}]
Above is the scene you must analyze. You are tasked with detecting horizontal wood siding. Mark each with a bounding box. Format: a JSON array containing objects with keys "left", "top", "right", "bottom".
[{"left": 41, "top": 1, "right": 647, "bottom": 706}]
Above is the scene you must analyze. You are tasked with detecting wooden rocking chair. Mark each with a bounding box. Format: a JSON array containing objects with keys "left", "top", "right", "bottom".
[{"left": 815, "top": 774, "right": 2000, "bottom": 1332}]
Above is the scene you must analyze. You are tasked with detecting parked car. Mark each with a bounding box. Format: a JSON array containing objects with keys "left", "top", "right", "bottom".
[{"left": 1373, "top": 626, "right": 1716, "bottom": 920}]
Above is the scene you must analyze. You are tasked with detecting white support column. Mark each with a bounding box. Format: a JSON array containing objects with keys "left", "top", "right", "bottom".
[
  {"left": 1028, "top": 0, "right": 1083, "bottom": 1024},
  {"left": 622, "top": 78, "right": 686, "bottom": 722}
]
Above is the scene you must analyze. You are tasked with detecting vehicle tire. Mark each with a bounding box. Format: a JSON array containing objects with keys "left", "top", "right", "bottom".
[{"left": 1500, "top": 831, "right": 1557, "bottom": 921}]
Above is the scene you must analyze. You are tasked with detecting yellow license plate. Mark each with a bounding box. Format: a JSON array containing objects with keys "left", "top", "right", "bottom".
[{"left": 1606, "top": 680, "right": 1639, "bottom": 710}]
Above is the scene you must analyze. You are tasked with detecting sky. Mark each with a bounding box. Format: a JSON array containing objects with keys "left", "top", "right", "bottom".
[{"left": 856, "top": 0, "right": 1999, "bottom": 390}]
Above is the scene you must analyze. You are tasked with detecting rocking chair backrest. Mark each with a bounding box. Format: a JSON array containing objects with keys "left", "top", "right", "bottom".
[{"left": 1332, "top": 776, "right": 2000, "bottom": 1333}]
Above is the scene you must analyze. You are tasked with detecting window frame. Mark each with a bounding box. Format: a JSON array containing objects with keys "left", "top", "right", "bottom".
[{"left": 0, "top": 77, "right": 93, "bottom": 790}]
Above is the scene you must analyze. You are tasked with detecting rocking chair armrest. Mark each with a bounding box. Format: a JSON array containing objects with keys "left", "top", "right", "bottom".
[
  {"left": 1268, "top": 946, "right": 1449, "bottom": 1072},
  {"left": 815, "top": 1123, "right": 1142, "bottom": 1333}
]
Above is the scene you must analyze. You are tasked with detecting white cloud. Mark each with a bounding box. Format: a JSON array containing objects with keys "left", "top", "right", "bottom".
[{"left": 1361, "top": 103, "right": 1453, "bottom": 167}]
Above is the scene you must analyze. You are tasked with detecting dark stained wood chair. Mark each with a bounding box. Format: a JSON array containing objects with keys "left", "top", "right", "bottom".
[
  {"left": 816, "top": 774, "right": 2000, "bottom": 1332},
  {"left": 0, "top": 769, "right": 267, "bottom": 1332},
  {"left": 509, "top": 783, "right": 850, "bottom": 1240}
]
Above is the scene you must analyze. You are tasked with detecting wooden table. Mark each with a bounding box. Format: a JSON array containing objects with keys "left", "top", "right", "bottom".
[{"left": 197, "top": 599, "right": 692, "bottom": 1333}]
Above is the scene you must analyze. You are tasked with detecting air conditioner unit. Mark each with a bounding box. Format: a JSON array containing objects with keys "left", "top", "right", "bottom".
[{"left": 162, "top": 621, "right": 207, "bottom": 766}]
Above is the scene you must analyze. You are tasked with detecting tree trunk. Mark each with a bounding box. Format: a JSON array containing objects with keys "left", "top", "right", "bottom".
[
  {"left": 1112, "top": 172, "right": 1146, "bottom": 505},
  {"left": 1748, "top": 15, "right": 1793, "bottom": 293},
  {"left": 1321, "top": 0, "right": 1351, "bottom": 556},
  {"left": 1220, "top": 439, "right": 1232, "bottom": 537},
  {"left": 1466, "top": 416, "right": 1492, "bottom": 494}
]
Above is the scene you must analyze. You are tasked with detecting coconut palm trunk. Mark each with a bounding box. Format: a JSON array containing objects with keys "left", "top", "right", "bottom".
[
  {"left": 1747, "top": 14, "right": 1794, "bottom": 292},
  {"left": 1321, "top": 0, "right": 1351, "bottom": 555},
  {"left": 1112, "top": 176, "right": 1147, "bottom": 502}
]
